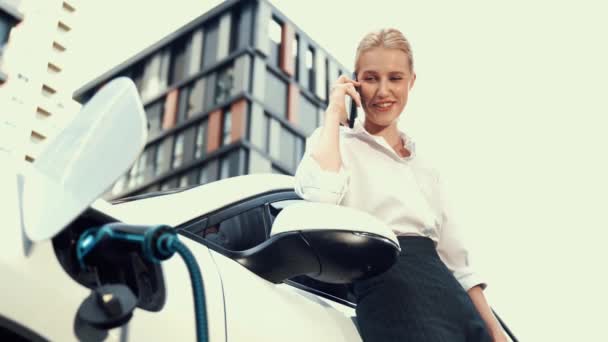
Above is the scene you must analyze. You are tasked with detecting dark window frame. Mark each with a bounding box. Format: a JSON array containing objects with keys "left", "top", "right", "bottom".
[
  {"left": 268, "top": 16, "right": 283, "bottom": 67},
  {"left": 201, "top": 19, "right": 220, "bottom": 70},
  {"left": 306, "top": 46, "right": 316, "bottom": 93},
  {"left": 168, "top": 33, "right": 191, "bottom": 86},
  {"left": 264, "top": 67, "right": 288, "bottom": 119}
]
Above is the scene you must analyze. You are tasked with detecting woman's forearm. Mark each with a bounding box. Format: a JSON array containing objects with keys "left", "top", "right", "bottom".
[
  {"left": 311, "top": 108, "right": 343, "bottom": 172},
  {"left": 467, "top": 285, "right": 507, "bottom": 341}
]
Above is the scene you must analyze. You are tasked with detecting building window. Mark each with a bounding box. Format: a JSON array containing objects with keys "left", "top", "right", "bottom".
[
  {"left": 296, "top": 136, "right": 305, "bottom": 162},
  {"left": 268, "top": 17, "right": 282, "bottom": 66},
  {"left": 160, "top": 178, "right": 178, "bottom": 191},
  {"left": 220, "top": 149, "right": 246, "bottom": 179},
  {"left": 230, "top": 3, "right": 252, "bottom": 52},
  {"left": 129, "top": 62, "right": 145, "bottom": 92},
  {"left": 154, "top": 142, "right": 164, "bottom": 176},
  {"left": 145, "top": 100, "right": 164, "bottom": 139},
  {"left": 298, "top": 93, "right": 318, "bottom": 136},
  {"left": 42, "top": 84, "right": 57, "bottom": 98},
  {"left": 47, "top": 62, "right": 61, "bottom": 74},
  {"left": 202, "top": 20, "right": 219, "bottom": 70},
  {"left": 178, "top": 78, "right": 205, "bottom": 122},
  {"left": 155, "top": 137, "right": 173, "bottom": 176},
  {"left": 62, "top": 1, "right": 76, "bottom": 13},
  {"left": 280, "top": 127, "right": 296, "bottom": 171},
  {"left": 141, "top": 52, "right": 169, "bottom": 100},
  {"left": 203, "top": 72, "right": 216, "bottom": 112},
  {"left": 172, "top": 132, "right": 185, "bottom": 169},
  {"left": 199, "top": 159, "right": 219, "bottom": 184},
  {"left": 57, "top": 21, "right": 71, "bottom": 33},
  {"left": 188, "top": 78, "right": 205, "bottom": 117},
  {"left": 52, "top": 41, "right": 66, "bottom": 52},
  {"left": 127, "top": 165, "right": 137, "bottom": 189},
  {"left": 272, "top": 166, "right": 287, "bottom": 175},
  {"left": 195, "top": 120, "right": 207, "bottom": 159},
  {"left": 306, "top": 47, "right": 315, "bottom": 93},
  {"left": 112, "top": 174, "right": 128, "bottom": 196},
  {"left": 144, "top": 145, "right": 157, "bottom": 182},
  {"left": 324, "top": 58, "right": 329, "bottom": 101},
  {"left": 229, "top": 7, "right": 241, "bottom": 53},
  {"left": 293, "top": 35, "right": 299, "bottom": 81},
  {"left": 169, "top": 34, "right": 190, "bottom": 85},
  {"left": 268, "top": 117, "right": 281, "bottom": 161},
  {"left": 215, "top": 66, "right": 234, "bottom": 105},
  {"left": 249, "top": 106, "right": 268, "bottom": 151},
  {"left": 128, "top": 151, "right": 148, "bottom": 189},
  {"left": 179, "top": 174, "right": 189, "bottom": 188},
  {"left": 267, "top": 117, "right": 301, "bottom": 172},
  {"left": 140, "top": 184, "right": 159, "bottom": 195},
  {"left": 222, "top": 110, "right": 232, "bottom": 146},
  {"left": 264, "top": 70, "right": 287, "bottom": 118}
]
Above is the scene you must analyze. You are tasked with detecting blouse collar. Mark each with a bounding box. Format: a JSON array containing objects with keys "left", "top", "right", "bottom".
[{"left": 344, "top": 116, "right": 416, "bottom": 161}]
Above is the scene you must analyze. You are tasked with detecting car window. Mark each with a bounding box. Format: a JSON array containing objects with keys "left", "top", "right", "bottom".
[
  {"left": 202, "top": 206, "right": 268, "bottom": 251},
  {"left": 268, "top": 199, "right": 303, "bottom": 226},
  {"left": 269, "top": 199, "right": 356, "bottom": 305}
]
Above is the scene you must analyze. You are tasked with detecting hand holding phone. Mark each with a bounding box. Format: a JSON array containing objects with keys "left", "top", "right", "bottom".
[
  {"left": 348, "top": 72, "right": 359, "bottom": 128},
  {"left": 326, "top": 74, "right": 361, "bottom": 128}
]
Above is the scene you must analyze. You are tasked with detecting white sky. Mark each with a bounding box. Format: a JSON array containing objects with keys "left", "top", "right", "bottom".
[{"left": 68, "top": 1, "right": 608, "bottom": 340}]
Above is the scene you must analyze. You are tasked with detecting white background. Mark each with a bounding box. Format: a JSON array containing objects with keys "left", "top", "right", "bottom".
[{"left": 68, "top": 1, "right": 608, "bottom": 340}]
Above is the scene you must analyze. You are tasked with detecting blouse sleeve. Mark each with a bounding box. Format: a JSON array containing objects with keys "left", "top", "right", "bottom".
[
  {"left": 435, "top": 173, "right": 487, "bottom": 291},
  {"left": 294, "top": 128, "right": 350, "bottom": 204}
]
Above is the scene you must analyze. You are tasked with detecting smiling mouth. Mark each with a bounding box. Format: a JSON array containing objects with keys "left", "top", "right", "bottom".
[{"left": 373, "top": 102, "right": 395, "bottom": 111}]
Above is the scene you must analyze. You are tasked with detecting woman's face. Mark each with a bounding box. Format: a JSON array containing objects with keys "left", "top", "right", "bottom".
[{"left": 356, "top": 47, "right": 415, "bottom": 128}]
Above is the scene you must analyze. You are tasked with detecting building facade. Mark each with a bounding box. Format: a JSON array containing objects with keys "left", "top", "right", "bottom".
[
  {"left": 0, "top": 0, "right": 80, "bottom": 162},
  {"left": 74, "top": 0, "right": 351, "bottom": 200}
]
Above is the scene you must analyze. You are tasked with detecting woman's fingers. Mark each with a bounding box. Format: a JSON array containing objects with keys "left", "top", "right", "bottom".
[
  {"left": 331, "top": 81, "right": 362, "bottom": 108},
  {"left": 337, "top": 74, "right": 361, "bottom": 87},
  {"left": 344, "top": 84, "right": 362, "bottom": 108}
]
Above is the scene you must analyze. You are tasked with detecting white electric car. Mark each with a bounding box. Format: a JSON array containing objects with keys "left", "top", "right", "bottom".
[{"left": 0, "top": 78, "right": 401, "bottom": 342}]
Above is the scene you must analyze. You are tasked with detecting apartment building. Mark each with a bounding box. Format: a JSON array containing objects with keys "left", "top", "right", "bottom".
[
  {"left": 0, "top": 0, "right": 80, "bottom": 162},
  {"left": 73, "top": 0, "right": 351, "bottom": 199}
]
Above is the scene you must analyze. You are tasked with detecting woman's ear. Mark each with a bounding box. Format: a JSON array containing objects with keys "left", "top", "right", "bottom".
[{"left": 409, "top": 72, "right": 417, "bottom": 90}]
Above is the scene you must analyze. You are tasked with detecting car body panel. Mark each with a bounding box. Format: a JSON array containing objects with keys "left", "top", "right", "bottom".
[
  {"left": 104, "top": 174, "right": 296, "bottom": 227},
  {"left": 0, "top": 230, "right": 227, "bottom": 341},
  {"left": 124, "top": 238, "right": 226, "bottom": 342},
  {"left": 0, "top": 240, "right": 88, "bottom": 341},
  {"left": 209, "top": 249, "right": 362, "bottom": 342},
  {"left": 1, "top": 174, "right": 370, "bottom": 341}
]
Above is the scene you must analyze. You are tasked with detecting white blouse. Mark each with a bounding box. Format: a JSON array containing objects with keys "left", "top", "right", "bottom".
[{"left": 293, "top": 118, "right": 486, "bottom": 291}]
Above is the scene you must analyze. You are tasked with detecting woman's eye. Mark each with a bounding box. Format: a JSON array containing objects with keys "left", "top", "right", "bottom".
[{"left": 391, "top": 77, "right": 403, "bottom": 81}]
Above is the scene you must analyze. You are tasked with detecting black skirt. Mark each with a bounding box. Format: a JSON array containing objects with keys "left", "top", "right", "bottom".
[{"left": 352, "top": 236, "right": 492, "bottom": 342}]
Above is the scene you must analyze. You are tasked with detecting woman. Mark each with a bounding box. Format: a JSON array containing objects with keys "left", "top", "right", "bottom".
[{"left": 294, "top": 28, "right": 508, "bottom": 342}]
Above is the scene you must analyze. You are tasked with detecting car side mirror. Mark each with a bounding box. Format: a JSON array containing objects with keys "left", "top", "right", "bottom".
[{"left": 230, "top": 202, "right": 401, "bottom": 284}]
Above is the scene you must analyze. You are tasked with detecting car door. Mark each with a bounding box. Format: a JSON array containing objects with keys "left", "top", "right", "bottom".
[{"left": 179, "top": 192, "right": 362, "bottom": 342}]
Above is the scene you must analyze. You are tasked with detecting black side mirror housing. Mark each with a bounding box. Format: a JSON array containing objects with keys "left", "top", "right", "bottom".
[{"left": 227, "top": 202, "right": 401, "bottom": 284}]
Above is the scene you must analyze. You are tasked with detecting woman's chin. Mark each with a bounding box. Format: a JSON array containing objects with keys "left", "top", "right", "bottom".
[{"left": 365, "top": 113, "right": 399, "bottom": 128}]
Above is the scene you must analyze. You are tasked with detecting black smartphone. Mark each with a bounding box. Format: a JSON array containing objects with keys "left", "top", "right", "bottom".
[{"left": 349, "top": 72, "right": 358, "bottom": 128}]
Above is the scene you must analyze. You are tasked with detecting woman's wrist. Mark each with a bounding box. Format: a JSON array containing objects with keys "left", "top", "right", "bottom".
[{"left": 324, "top": 105, "right": 345, "bottom": 126}]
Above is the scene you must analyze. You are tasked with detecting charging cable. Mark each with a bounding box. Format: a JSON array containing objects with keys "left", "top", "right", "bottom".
[{"left": 76, "top": 223, "right": 208, "bottom": 342}]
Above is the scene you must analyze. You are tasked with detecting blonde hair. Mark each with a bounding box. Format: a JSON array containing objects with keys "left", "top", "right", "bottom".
[{"left": 354, "top": 28, "right": 414, "bottom": 73}]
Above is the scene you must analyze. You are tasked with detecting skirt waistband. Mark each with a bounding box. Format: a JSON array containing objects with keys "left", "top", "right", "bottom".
[{"left": 397, "top": 236, "right": 438, "bottom": 256}]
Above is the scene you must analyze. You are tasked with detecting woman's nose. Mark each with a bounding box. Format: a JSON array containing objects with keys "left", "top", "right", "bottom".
[{"left": 377, "top": 79, "right": 390, "bottom": 97}]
